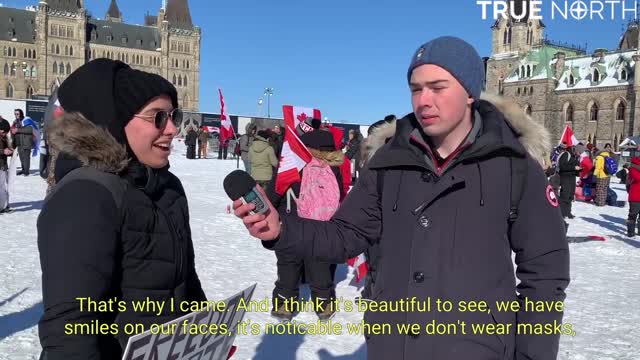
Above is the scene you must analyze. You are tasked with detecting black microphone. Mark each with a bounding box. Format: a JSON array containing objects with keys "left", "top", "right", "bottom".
[{"left": 223, "top": 170, "right": 269, "bottom": 215}]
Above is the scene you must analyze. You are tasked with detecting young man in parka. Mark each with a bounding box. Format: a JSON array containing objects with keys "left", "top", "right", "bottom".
[{"left": 234, "top": 36, "right": 569, "bottom": 360}]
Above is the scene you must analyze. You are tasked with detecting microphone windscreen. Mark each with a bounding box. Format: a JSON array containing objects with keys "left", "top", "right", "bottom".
[{"left": 223, "top": 170, "right": 256, "bottom": 200}]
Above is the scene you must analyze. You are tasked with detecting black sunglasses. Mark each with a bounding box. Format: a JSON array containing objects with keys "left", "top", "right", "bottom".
[{"left": 134, "top": 109, "right": 183, "bottom": 130}]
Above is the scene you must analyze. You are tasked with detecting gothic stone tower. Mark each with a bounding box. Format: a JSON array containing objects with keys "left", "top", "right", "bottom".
[{"left": 485, "top": 0, "right": 545, "bottom": 95}]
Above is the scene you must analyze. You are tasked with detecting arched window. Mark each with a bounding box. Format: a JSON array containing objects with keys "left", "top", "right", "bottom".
[
  {"left": 66, "top": 63, "right": 71, "bottom": 75},
  {"left": 617, "top": 102, "right": 626, "bottom": 120},
  {"left": 178, "top": 75, "right": 182, "bottom": 86},
  {"left": 56, "top": 44, "right": 60, "bottom": 55},
  {"left": 26, "top": 86, "right": 33, "bottom": 99},
  {"left": 565, "top": 104, "right": 574, "bottom": 123},
  {"left": 621, "top": 69, "right": 628, "bottom": 80},
  {"left": 593, "top": 69, "right": 600, "bottom": 82},
  {"left": 6, "top": 83, "right": 13, "bottom": 98},
  {"left": 187, "top": 60, "right": 190, "bottom": 69},
  {"left": 10, "top": 63, "right": 16, "bottom": 77},
  {"left": 172, "top": 74, "right": 176, "bottom": 84},
  {"left": 523, "top": 87, "right": 528, "bottom": 95},
  {"left": 23, "top": 49, "right": 27, "bottom": 58},
  {"left": 12, "top": 48, "right": 16, "bottom": 57},
  {"left": 53, "top": 61, "right": 57, "bottom": 74},
  {"left": 33, "top": 50, "right": 36, "bottom": 58},
  {"left": 569, "top": 74, "right": 575, "bottom": 85},
  {"left": 184, "top": 75, "right": 188, "bottom": 87},
  {"left": 70, "top": 46, "right": 73, "bottom": 56},
  {"left": 59, "top": 62, "right": 64, "bottom": 75},
  {"left": 516, "top": 88, "right": 521, "bottom": 96},
  {"left": 529, "top": 86, "right": 533, "bottom": 95},
  {"left": 30, "top": 66, "right": 36, "bottom": 78},
  {"left": 590, "top": 103, "right": 599, "bottom": 121},
  {"left": 525, "top": 105, "right": 532, "bottom": 116},
  {"left": 3, "top": 63, "right": 8, "bottom": 76},
  {"left": 65, "top": 45, "right": 68, "bottom": 56}
]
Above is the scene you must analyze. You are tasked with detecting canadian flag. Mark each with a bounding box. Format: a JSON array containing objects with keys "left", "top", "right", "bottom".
[
  {"left": 219, "top": 89, "right": 235, "bottom": 142},
  {"left": 560, "top": 125, "right": 579, "bottom": 146},
  {"left": 274, "top": 105, "right": 321, "bottom": 195},
  {"left": 201, "top": 126, "right": 219, "bottom": 134},
  {"left": 347, "top": 253, "right": 369, "bottom": 282}
]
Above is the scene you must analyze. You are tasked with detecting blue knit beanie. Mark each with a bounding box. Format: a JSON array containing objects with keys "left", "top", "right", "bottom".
[{"left": 407, "top": 36, "right": 485, "bottom": 100}]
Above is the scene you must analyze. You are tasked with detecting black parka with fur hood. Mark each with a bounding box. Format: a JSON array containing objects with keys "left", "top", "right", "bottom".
[{"left": 272, "top": 94, "right": 569, "bottom": 360}]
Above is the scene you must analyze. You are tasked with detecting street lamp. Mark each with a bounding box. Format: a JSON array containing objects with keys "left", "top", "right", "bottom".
[{"left": 263, "top": 87, "right": 274, "bottom": 118}]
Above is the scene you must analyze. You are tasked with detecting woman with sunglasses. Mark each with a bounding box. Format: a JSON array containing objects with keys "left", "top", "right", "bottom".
[{"left": 37, "top": 59, "right": 207, "bottom": 359}]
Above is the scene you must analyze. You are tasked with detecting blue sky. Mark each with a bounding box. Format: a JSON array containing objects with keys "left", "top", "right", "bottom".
[{"left": 3, "top": 0, "right": 638, "bottom": 124}]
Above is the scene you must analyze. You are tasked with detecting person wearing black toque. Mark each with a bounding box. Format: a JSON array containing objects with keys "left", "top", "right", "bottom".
[
  {"left": 268, "top": 128, "right": 345, "bottom": 321},
  {"left": 37, "top": 59, "right": 207, "bottom": 359}
]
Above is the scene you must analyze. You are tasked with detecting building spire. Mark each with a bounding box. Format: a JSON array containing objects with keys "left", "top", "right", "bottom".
[
  {"left": 165, "top": 0, "right": 193, "bottom": 29},
  {"left": 105, "top": 0, "right": 122, "bottom": 22}
]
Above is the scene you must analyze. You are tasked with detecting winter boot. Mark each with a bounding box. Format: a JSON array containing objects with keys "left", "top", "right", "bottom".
[
  {"left": 628, "top": 221, "right": 637, "bottom": 237},
  {"left": 271, "top": 296, "right": 297, "bottom": 322},
  {"left": 314, "top": 298, "right": 336, "bottom": 321},
  {"left": 271, "top": 305, "right": 294, "bottom": 322}
]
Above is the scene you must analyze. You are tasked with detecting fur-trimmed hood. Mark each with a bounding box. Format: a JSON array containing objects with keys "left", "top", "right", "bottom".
[
  {"left": 362, "top": 93, "right": 551, "bottom": 167},
  {"left": 46, "top": 112, "right": 129, "bottom": 174},
  {"left": 309, "top": 148, "right": 345, "bottom": 167}
]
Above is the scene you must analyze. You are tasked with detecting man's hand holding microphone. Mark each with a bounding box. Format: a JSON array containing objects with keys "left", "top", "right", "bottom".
[{"left": 224, "top": 170, "right": 281, "bottom": 241}]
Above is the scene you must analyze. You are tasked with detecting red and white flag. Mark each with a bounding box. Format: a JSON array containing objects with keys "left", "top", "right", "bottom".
[
  {"left": 274, "top": 105, "right": 321, "bottom": 195},
  {"left": 347, "top": 253, "right": 369, "bottom": 282},
  {"left": 219, "top": 89, "right": 235, "bottom": 142},
  {"left": 201, "top": 126, "right": 219, "bottom": 134},
  {"left": 560, "top": 125, "right": 579, "bottom": 146}
]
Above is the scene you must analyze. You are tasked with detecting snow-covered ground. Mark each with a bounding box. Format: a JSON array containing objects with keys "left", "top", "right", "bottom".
[{"left": 0, "top": 143, "right": 638, "bottom": 359}]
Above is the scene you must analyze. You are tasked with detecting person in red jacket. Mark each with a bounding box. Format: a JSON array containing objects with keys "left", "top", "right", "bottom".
[{"left": 626, "top": 155, "right": 640, "bottom": 236}]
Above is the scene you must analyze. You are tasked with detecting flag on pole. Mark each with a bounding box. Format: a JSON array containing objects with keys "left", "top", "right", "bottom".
[
  {"left": 560, "top": 125, "right": 579, "bottom": 146},
  {"left": 347, "top": 253, "right": 369, "bottom": 282},
  {"left": 218, "top": 89, "right": 235, "bottom": 142},
  {"left": 275, "top": 105, "right": 321, "bottom": 195}
]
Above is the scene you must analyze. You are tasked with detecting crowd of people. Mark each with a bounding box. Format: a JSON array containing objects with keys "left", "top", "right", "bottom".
[
  {"left": 544, "top": 141, "right": 630, "bottom": 232},
  {"left": 184, "top": 126, "right": 238, "bottom": 160},
  {"left": 7, "top": 32, "right": 633, "bottom": 359}
]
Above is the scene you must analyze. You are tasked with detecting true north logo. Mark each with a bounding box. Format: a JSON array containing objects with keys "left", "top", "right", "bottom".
[{"left": 477, "top": 0, "right": 640, "bottom": 21}]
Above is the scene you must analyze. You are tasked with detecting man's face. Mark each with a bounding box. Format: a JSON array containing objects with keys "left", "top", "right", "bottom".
[
  {"left": 273, "top": 125, "right": 281, "bottom": 135},
  {"left": 124, "top": 95, "right": 178, "bottom": 169},
  {"left": 14, "top": 111, "right": 21, "bottom": 120},
  {"left": 410, "top": 64, "right": 473, "bottom": 139}
]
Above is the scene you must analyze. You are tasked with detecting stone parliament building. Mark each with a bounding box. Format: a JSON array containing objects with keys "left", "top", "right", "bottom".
[
  {"left": 485, "top": 1, "right": 640, "bottom": 150},
  {"left": 0, "top": 0, "right": 201, "bottom": 111}
]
